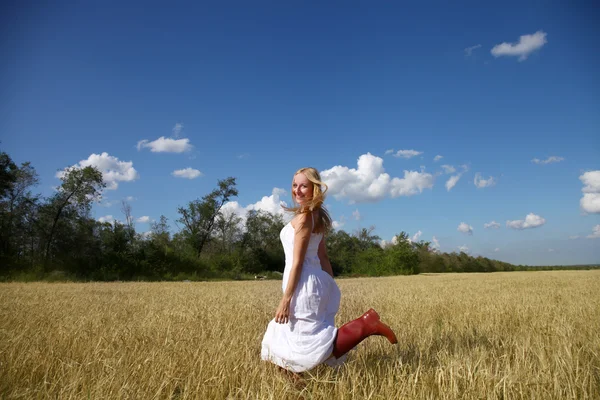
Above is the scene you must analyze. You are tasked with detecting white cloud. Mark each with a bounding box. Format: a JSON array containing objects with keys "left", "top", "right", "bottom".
[
  {"left": 581, "top": 194, "right": 600, "bottom": 214},
  {"left": 581, "top": 171, "right": 600, "bottom": 193},
  {"left": 569, "top": 235, "right": 580, "bottom": 240},
  {"left": 248, "top": 188, "right": 288, "bottom": 216},
  {"left": 384, "top": 149, "right": 394, "bottom": 155},
  {"left": 506, "top": 213, "right": 546, "bottom": 230},
  {"left": 393, "top": 149, "right": 423, "bottom": 159},
  {"left": 532, "top": 156, "right": 564, "bottom": 165},
  {"left": 580, "top": 171, "right": 600, "bottom": 214},
  {"left": 237, "top": 153, "right": 250, "bottom": 159},
  {"left": 137, "top": 137, "right": 193, "bottom": 153},
  {"left": 124, "top": 196, "right": 136, "bottom": 202},
  {"left": 445, "top": 175, "right": 461, "bottom": 191},
  {"left": 464, "top": 44, "right": 482, "bottom": 56},
  {"left": 321, "top": 153, "right": 434, "bottom": 203},
  {"left": 548, "top": 248, "right": 555, "bottom": 252},
  {"left": 332, "top": 215, "right": 347, "bottom": 230},
  {"left": 98, "top": 215, "right": 116, "bottom": 224},
  {"left": 474, "top": 173, "right": 496, "bottom": 188},
  {"left": 434, "top": 155, "right": 443, "bottom": 162},
  {"left": 137, "top": 216, "right": 150, "bottom": 223},
  {"left": 587, "top": 225, "right": 600, "bottom": 239},
  {"left": 457, "top": 222, "right": 473, "bottom": 235},
  {"left": 491, "top": 30, "right": 548, "bottom": 61},
  {"left": 57, "top": 152, "right": 139, "bottom": 191},
  {"left": 444, "top": 165, "right": 468, "bottom": 192},
  {"left": 458, "top": 245, "right": 469, "bottom": 253},
  {"left": 432, "top": 236, "right": 440, "bottom": 249},
  {"left": 172, "top": 123, "right": 183, "bottom": 138},
  {"left": 352, "top": 209, "right": 361, "bottom": 221},
  {"left": 441, "top": 165, "right": 456, "bottom": 174},
  {"left": 172, "top": 168, "right": 203, "bottom": 179},
  {"left": 380, "top": 235, "right": 400, "bottom": 249},
  {"left": 410, "top": 230, "right": 422, "bottom": 243},
  {"left": 494, "top": 248, "right": 500, "bottom": 252},
  {"left": 221, "top": 188, "right": 289, "bottom": 228},
  {"left": 484, "top": 221, "right": 501, "bottom": 229}
]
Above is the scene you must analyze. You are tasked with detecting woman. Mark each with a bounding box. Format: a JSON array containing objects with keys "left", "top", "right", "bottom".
[{"left": 260, "top": 167, "right": 397, "bottom": 375}]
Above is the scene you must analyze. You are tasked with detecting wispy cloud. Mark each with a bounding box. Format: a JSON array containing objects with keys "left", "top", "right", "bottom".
[
  {"left": 506, "top": 213, "right": 546, "bottom": 230},
  {"left": 136, "top": 216, "right": 151, "bottom": 223},
  {"left": 474, "top": 173, "right": 496, "bottom": 188},
  {"left": 491, "top": 30, "right": 548, "bottom": 61},
  {"left": 532, "top": 156, "right": 564, "bottom": 165},
  {"left": 445, "top": 165, "right": 469, "bottom": 191},
  {"left": 458, "top": 245, "right": 469, "bottom": 253},
  {"left": 395, "top": 149, "right": 423, "bottom": 159},
  {"left": 464, "top": 44, "right": 482, "bottom": 56},
  {"left": 172, "top": 123, "right": 184, "bottom": 138},
  {"left": 172, "top": 168, "right": 203, "bottom": 179},
  {"left": 484, "top": 221, "right": 501, "bottom": 229},
  {"left": 98, "top": 215, "right": 116, "bottom": 224},
  {"left": 440, "top": 165, "right": 456, "bottom": 174},
  {"left": 432, "top": 236, "right": 440, "bottom": 250},
  {"left": 587, "top": 225, "right": 600, "bottom": 239},
  {"left": 434, "top": 155, "right": 443, "bottom": 162},
  {"left": 137, "top": 137, "right": 193, "bottom": 153},
  {"left": 446, "top": 175, "right": 461, "bottom": 191},
  {"left": 332, "top": 215, "right": 347, "bottom": 230},
  {"left": 410, "top": 230, "right": 422, "bottom": 243}
]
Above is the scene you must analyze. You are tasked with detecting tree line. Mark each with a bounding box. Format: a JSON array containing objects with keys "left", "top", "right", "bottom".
[{"left": 1, "top": 150, "right": 596, "bottom": 281}]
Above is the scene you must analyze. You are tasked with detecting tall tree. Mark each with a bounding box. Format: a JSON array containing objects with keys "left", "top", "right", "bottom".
[
  {"left": 214, "top": 209, "right": 242, "bottom": 254},
  {"left": 177, "top": 177, "right": 238, "bottom": 257},
  {"left": 0, "top": 153, "right": 40, "bottom": 268},
  {"left": 354, "top": 226, "right": 381, "bottom": 251},
  {"left": 43, "top": 166, "right": 105, "bottom": 267}
]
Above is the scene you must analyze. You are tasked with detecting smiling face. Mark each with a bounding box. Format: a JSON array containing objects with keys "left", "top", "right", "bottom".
[{"left": 292, "top": 173, "right": 314, "bottom": 206}]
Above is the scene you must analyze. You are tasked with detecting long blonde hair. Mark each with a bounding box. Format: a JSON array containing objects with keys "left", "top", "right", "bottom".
[{"left": 284, "top": 167, "right": 332, "bottom": 234}]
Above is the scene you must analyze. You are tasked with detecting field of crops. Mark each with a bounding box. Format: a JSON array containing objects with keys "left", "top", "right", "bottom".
[{"left": 1, "top": 271, "right": 599, "bottom": 399}]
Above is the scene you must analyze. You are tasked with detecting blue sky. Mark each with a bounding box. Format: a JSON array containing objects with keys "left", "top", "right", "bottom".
[{"left": 1, "top": 2, "right": 599, "bottom": 265}]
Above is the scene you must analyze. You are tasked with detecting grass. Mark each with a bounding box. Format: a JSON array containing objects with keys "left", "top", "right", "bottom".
[{"left": 1, "top": 270, "right": 599, "bottom": 399}]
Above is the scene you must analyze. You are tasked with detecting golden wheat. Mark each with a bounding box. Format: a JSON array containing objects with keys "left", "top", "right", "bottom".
[{"left": 1, "top": 271, "right": 599, "bottom": 399}]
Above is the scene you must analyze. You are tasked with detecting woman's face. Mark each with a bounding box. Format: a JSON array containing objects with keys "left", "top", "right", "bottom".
[{"left": 293, "top": 173, "right": 313, "bottom": 205}]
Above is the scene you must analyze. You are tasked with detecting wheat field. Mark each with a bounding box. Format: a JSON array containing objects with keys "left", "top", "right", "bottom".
[{"left": 1, "top": 271, "right": 599, "bottom": 399}]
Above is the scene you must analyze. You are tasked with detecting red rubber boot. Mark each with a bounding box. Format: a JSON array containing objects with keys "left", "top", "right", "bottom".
[{"left": 332, "top": 309, "right": 398, "bottom": 359}]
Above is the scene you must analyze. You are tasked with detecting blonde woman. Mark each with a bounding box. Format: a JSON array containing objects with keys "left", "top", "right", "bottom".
[{"left": 261, "top": 167, "right": 397, "bottom": 377}]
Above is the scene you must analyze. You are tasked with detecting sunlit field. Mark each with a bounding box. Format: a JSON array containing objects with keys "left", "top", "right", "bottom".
[{"left": 1, "top": 271, "right": 599, "bottom": 399}]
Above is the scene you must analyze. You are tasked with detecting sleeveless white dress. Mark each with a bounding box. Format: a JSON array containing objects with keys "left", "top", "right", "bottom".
[{"left": 260, "top": 215, "right": 344, "bottom": 372}]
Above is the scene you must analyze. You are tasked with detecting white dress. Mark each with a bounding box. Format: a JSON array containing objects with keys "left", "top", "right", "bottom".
[{"left": 260, "top": 215, "right": 344, "bottom": 372}]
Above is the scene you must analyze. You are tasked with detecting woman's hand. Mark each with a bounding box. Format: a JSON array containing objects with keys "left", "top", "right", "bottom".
[{"left": 275, "top": 296, "right": 292, "bottom": 324}]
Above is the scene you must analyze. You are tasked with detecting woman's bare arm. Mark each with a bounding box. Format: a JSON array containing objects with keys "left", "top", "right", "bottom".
[{"left": 318, "top": 236, "right": 334, "bottom": 278}]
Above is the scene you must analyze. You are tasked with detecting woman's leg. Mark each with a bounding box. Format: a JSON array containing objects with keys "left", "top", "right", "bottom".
[{"left": 332, "top": 309, "right": 397, "bottom": 358}]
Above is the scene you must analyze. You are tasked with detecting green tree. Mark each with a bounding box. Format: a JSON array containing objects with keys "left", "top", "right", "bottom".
[
  {"left": 241, "top": 210, "right": 285, "bottom": 272},
  {"left": 214, "top": 209, "right": 242, "bottom": 254},
  {"left": 177, "top": 177, "right": 238, "bottom": 257},
  {"left": 0, "top": 154, "right": 40, "bottom": 270},
  {"left": 42, "top": 166, "right": 105, "bottom": 268}
]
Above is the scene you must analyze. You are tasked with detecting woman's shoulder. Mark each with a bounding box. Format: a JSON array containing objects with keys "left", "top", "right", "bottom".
[{"left": 290, "top": 211, "right": 314, "bottom": 231}]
